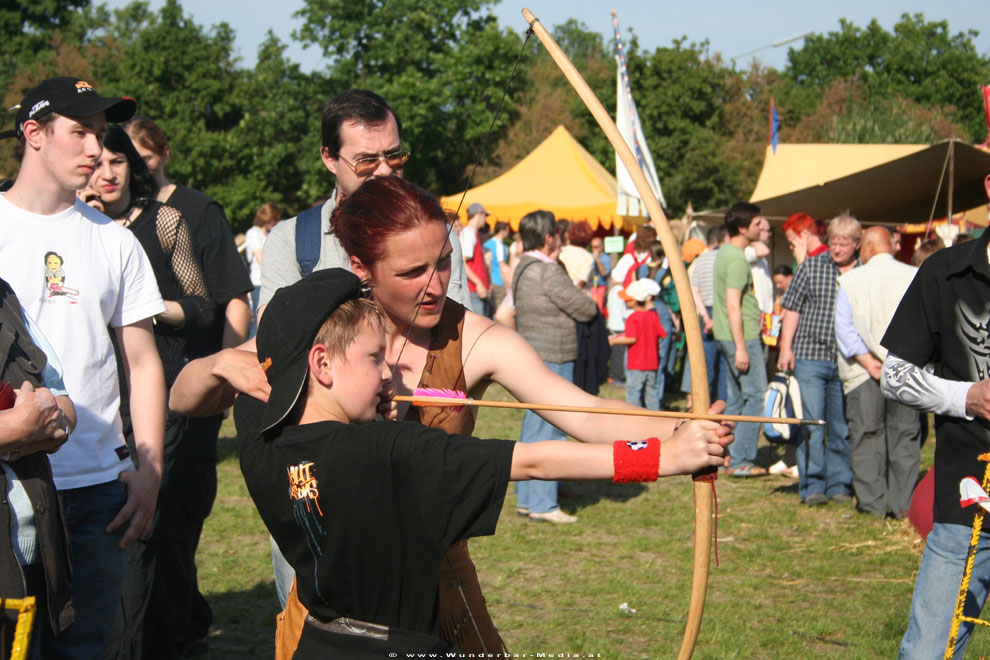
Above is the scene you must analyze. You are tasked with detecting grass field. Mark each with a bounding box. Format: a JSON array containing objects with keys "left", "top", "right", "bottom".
[{"left": 194, "top": 384, "right": 990, "bottom": 659}]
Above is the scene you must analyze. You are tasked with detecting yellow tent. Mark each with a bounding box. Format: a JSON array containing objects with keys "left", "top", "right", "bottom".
[
  {"left": 747, "top": 140, "right": 990, "bottom": 225},
  {"left": 441, "top": 125, "right": 638, "bottom": 231}
]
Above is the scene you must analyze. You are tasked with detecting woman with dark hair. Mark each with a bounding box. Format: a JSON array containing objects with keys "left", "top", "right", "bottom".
[
  {"left": 125, "top": 116, "right": 253, "bottom": 656},
  {"left": 88, "top": 125, "right": 213, "bottom": 353},
  {"left": 512, "top": 210, "right": 598, "bottom": 522},
  {"left": 171, "top": 176, "right": 731, "bottom": 656},
  {"left": 84, "top": 124, "right": 213, "bottom": 659}
]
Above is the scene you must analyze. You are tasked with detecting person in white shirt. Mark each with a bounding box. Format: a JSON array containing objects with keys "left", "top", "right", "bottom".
[{"left": 0, "top": 76, "right": 166, "bottom": 657}]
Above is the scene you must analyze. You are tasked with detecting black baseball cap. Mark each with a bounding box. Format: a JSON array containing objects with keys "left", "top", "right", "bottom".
[
  {"left": 256, "top": 268, "right": 365, "bottom": 434},
  {"left": 1, "top": 77, "right": 137, "bottom": 140}
]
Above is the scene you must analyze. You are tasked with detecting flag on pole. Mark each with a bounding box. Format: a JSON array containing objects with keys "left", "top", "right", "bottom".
[
  {"left": 612, "top": 10, "right": 665, "bottom": 217},
  {"left": 770, "top": 99, "right": 781, "bottom": 155}
]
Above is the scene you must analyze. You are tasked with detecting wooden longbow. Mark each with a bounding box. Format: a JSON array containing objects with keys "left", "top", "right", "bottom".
[{"left": 521, "top": 9, "right": 716, "bottom": 658}]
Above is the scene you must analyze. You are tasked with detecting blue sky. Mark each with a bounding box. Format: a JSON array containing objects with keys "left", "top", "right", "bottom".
[{"left": 100, "top": 0, "right": 990, "bottom": 72}]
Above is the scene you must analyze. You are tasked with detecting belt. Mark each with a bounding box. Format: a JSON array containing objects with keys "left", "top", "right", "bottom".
[{"left": 305, "top": 614, "right": 390, "bottom": 641}]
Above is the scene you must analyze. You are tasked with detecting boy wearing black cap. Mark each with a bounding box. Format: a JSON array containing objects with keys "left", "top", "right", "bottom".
[
  {"left": 0, "top": 77, "right": 167, "bottom": 656},
  {"left": 235, "top": 268, "right": 729, "bottom": 657}
]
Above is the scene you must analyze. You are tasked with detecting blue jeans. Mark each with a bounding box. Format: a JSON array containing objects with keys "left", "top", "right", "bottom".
[
  {"left": 516, "top": 360, "right": 573, "bottom": 514},
  {"left": 655, "top": 302, "right": 676, "bottom": 396},
  {"left": 468, "top": 291, "right": 486, "bottom": 317},
  {"left": 718, "top": 339, "right": 767, "bottom": 468},
  {"left": 271, "top": 535, "right": 294, "bottom": 609},
  {"left": 681, "top": 307, "right": 728, "bottom": 402},
  {"left": 625, "top": 368, "right": 660, "bottom": 410},
  {"left": 899, "top": 523, "right": 990, "bottom": 659},
  {"left": 249, "top": 283, "right": 261, "bottom": 338},
  {"left": 793, "top": 359, "right": 852, "bottom": 499},
  {"left": 43, "top": 480, "right": 127, "bottom": 659}
]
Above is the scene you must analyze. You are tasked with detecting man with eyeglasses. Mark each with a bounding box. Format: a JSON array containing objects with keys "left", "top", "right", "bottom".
[
  {"left": 778, "top": 214, "right": 859, "bottom": 507},
  {"left": 258, "top": 89, "right": 469, "bottom": 318}
]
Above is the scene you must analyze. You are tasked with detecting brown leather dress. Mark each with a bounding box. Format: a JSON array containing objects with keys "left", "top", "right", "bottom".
[{"left": 402, "top": 303, "right": 507, "bottom": 655}]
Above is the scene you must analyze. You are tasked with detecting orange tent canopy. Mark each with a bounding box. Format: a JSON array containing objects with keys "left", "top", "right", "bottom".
[{"left": 441, "top": 125, "right": 640, "bottom": 231}]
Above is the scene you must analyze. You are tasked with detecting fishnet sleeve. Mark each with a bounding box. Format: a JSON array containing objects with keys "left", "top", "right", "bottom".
[{"left": 156, "top": 204, "right": 214, "bottom": 328}]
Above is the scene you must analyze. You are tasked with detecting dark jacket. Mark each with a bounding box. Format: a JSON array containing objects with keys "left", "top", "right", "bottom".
[{"left": 0, "top": 277, "right": 74, "bottom": 636}]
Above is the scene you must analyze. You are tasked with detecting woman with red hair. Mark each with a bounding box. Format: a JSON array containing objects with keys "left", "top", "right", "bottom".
[
  {"left": 170, "top": 176, "right": 732, "bottom": 655},
  {"left": 782, "top": 212, "right": 827, "bottom": 266}
]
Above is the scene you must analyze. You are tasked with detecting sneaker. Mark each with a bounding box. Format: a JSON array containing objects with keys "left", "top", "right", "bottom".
[
  {"left": 804, "top": 493, "right": 828, "bottom": 506},
  {"left": 516, "top": 508, "right": 529, "bottom": 516},
  {"left": 831, "top": 493, "right": 853, "bottom": 504},
  {"left": 529, "top": 509, "right": 578, "bottom": 524},
  {"left": 769, "top": 461, "right": 800, "bottom": 479},
  {"left": 768, "top": 460, "right": 789, "bottom": 475}
]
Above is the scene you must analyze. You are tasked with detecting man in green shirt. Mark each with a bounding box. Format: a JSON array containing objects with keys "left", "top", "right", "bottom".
[{"left": 713, "top": 202, "right": 769, "bottom": 476}]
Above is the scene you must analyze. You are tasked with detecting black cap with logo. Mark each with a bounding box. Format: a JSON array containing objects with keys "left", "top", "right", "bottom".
[{"left": 1, "top": 76, "right": 137, "bottom": 140}]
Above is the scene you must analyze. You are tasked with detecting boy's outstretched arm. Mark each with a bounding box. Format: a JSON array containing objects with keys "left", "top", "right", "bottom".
[
  {"left": 169, "top": 339, "right": 269, "bottom": 416},
  {"left": 510, "top": 419, "right": 731, "bottom": 482}
]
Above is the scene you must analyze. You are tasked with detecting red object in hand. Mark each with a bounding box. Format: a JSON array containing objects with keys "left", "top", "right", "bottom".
[
  {"left": 0, "top": 381, "right": 14, "bottom": 411},
  {"left": 908, "top": 467, "right": 935, "bottom": 539}
]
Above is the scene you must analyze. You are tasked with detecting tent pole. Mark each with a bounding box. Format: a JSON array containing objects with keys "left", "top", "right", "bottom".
[{"left": 948, "top": 140, "right": 955, "bottom": 224}]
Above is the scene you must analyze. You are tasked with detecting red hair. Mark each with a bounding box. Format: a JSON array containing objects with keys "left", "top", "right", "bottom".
[
  {"left": 782, "top": 212, "right": 821, "bottom": 237},
  {"left": 567, "top": 221, "right": 594, "bottom": 248},
  {"left": 331, "top": 176, "right": 447, "bottom": 268}
]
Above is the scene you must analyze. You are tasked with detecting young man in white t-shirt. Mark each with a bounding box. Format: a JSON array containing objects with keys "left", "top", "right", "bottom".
[{"left": 0, "top": 77, "right": 166, "bottom": 656}]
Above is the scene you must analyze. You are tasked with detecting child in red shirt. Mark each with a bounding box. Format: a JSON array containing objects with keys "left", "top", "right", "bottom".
[{"left": 609, "top": 279, "right": 667, "bottom": 410}]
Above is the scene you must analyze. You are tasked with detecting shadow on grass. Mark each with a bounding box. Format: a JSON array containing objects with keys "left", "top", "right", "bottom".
[
  {"left": 557, "top": 480, "right": 648, "bottom": 513},
  {"left": 201, "top": 581, "right": 279, "bottom": 659},
  {"left": 772, "top": 482, "right": 800, "bottom": 496}
]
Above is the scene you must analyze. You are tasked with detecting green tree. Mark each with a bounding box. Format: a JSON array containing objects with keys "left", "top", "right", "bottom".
[
  {"left": 0, "top": 0, "right": 91, "bottom": 92},
  {"left": 784, "top": 14, "right": 990, "bottom": 140},
  {"left": 84, "top": 0, "right": 248, "bottom": 217},
  {"left": 625, "top": 39, "right": 746, "bottom": 214},
  {"left": 478, "top": 20, "right": 613, "bottom": 185},
  {"left": 218, "top": 33, "right": 330, "bottom": 229}
]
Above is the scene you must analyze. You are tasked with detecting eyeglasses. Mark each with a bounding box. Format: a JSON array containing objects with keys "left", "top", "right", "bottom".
[{"left": 336, "top": 149, "right": 410, "bottom": 177}]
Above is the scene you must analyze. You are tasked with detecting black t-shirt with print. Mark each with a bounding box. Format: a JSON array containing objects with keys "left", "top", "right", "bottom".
[
  {"left": 882, "top": 229, "right": 990, "bottom": 526},
  {"left": 234, "top": 395, "right": 513, "bottom": 639}
]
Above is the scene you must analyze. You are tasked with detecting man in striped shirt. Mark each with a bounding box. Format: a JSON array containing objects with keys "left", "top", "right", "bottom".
[{"left": 690, "top": 224, "right": 728, "bottom": 402}]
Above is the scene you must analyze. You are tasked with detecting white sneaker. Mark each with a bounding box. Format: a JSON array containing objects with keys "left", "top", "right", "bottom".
[
  {"left": 769, "top": 460, "right": 788, "bottom": 475},
  {"left": 769, "top": 460, "right": 800, "bottom": 479},
  {"left": 529, "top": 509, "right": 578, "bottom": 524}
]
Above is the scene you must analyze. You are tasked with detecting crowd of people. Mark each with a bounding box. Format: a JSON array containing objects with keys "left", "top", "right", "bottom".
[
  {"left": 0, "top": 78, "right": 732, "bottom": 659},
  {"left": 2, "top": 73, "right": 988, "bottom": 660}
]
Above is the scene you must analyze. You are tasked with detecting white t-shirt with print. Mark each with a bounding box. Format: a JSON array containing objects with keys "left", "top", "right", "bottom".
[{"left": 0, "top": 196, "right": 165, "bottom": 489}]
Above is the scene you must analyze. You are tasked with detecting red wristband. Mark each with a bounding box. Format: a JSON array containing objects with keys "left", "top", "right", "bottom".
[{"left": 613, "top": 438, "right": 660, "bottom": 483}]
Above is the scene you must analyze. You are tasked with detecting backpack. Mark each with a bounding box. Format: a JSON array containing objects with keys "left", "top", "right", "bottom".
[
  {"left": 294, "top": 205, "right": 323, "bottom": 276},
  {"left": 762, "top": 372, "right": 805, "bottom": 445}
]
